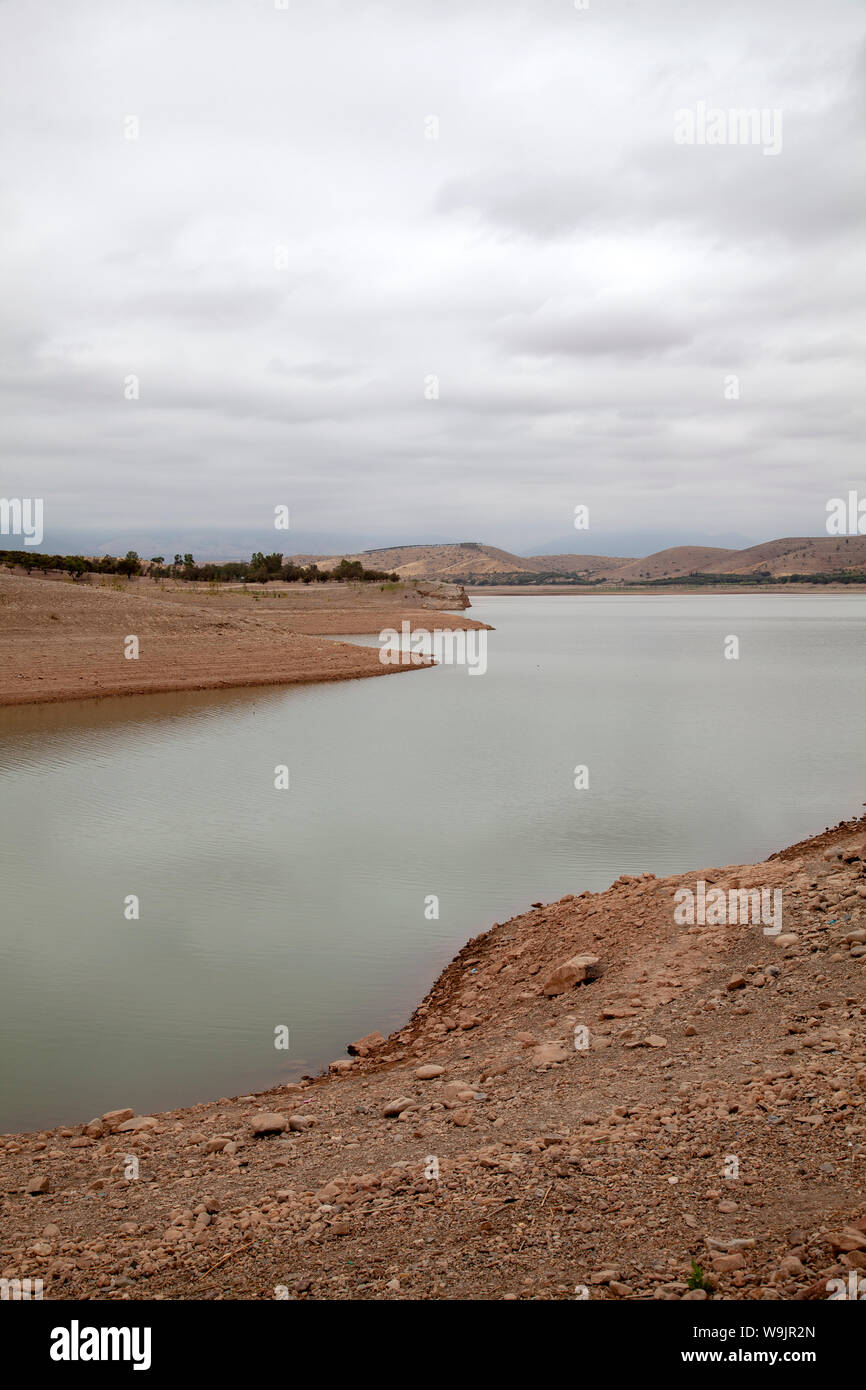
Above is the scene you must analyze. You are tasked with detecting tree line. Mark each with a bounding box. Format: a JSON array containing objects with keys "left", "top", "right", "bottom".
[{"left": 0, "top": 549, "right": 400, "bottom": 585}]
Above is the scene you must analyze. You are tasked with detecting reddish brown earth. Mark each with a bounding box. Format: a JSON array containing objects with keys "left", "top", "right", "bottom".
[
  {"left": 1, "top": 817, "right": 864, "bottom": 1301},
  {"left": 0, "top": 571, "right": 487, "bottom": 707}
]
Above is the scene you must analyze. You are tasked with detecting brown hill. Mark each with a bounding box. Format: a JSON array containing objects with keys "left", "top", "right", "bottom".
[
  {"left": 292, "top": 543, "right": 542, "bottom": 580},
  {"left": 712, "top": 536, "right": 866, "bottom": 576},
  {"left": 595, "top": 546, "right": 740, "bottom": 583},
  {"left": 522, "top": 553, "right": 625, "bottom": 577},
  {"left": 286, "top": 536, "right": 866, "bottom": 584}
]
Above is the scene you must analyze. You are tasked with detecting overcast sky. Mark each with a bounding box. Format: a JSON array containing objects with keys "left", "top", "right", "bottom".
[{"left": 1, "top": 0, "right": 864, "bottom": 558}]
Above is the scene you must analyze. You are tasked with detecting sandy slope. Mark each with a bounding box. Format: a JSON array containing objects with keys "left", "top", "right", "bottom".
[
  {"left": 0, "top": 572, "right": 488, "bottom": 707},
  {"left": 1, "top": 815, "right": 863, "bottom": 1301}
]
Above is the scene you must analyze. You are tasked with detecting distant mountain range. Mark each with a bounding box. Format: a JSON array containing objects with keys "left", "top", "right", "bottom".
[{"left": 283, "top": 537, "right": 866, "bottom": 584}]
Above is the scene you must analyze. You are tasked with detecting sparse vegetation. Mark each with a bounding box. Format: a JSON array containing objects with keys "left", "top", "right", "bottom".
[
  {"left": 686, "top": 1259, "right": 713, "bottom": 1292},
  {"left": 0, "top": 550, "right": 401, "bottom": 587}
]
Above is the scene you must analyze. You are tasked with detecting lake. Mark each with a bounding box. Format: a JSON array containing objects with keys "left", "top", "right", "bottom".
[{"left": 1, "top": 593, "right": 864, "bottom": 1131}]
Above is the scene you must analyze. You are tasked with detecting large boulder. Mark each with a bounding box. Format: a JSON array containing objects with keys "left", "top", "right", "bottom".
[{"left": 541, "top": 953, "right": 601, "bottom": 996}]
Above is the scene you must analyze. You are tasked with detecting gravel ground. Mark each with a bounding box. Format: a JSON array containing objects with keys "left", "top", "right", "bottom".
[{"left": 2, "top": 815, "right": 864, "bottom": 1301}]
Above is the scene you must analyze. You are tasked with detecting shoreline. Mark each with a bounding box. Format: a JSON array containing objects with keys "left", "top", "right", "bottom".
[
  {"left": 466, "top": 583, "right": 866, "bottom": 596},
  {"left": 0, "top": 570, "right": 490, "bottom": 709},
  {"left": 2, "top": 810, "right": 864, "bottom": 1299}
]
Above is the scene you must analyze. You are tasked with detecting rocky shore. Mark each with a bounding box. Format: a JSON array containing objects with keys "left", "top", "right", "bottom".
[{"left": 1, "top": 815, "right": 864, "bottom": 1300}]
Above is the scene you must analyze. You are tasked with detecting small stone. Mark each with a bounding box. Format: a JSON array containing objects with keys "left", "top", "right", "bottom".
[
  {"left": 383, "top": 1097, "right": 414, "bottom": 1117},
  {"left": 530, "top": 1041, "right": 568, "bottom": 1067},
  {"left": 711, "top": 1252, "right": 745, "bottom": 1272},
  {"left": 102, "top": 1108, "right": 134, "bottom": 1128},
  {"left": 826, "top": 1228, "right": 866, "bottom": 1253},
  {"left": 289, "top": 1114, "right": 316, "bottom": 1131},
  {"left": 348, "top": 1031, "right": 386, "bottom": 1056},
  {"left": 26, "top": 1175, "right": 51, "bottom": 1195},
  {"left": 415, "top": 1065, "right": 445, "bottom": 1080}
]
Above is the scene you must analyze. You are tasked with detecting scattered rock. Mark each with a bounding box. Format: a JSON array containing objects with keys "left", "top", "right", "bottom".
[
  {"left": 711, "top": 1252, "right": 745, "bottom": 1273},
  {"left": 250, "top": 1113, "right": 288, "bottom": 1136},
  {"left": 348, "top": 1031, "right": 386, "bottom": 1056},
  {"left": 530, "top": 1041, "right": 568, "bottom": 1068},
  {"left": 101, "top": 1109, "right": 134, "bottom": 1129},
  {"left": 383, "top": 1097, "right": 415, "bottom": 1117}
]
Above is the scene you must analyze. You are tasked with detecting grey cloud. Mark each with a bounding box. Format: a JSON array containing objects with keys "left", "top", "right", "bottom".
[
  {"left": 0, "top": 0, "right": 863, "bottom": 549},
  {"left": 495, "top": 304, "right": 694, "bottom": 358}
]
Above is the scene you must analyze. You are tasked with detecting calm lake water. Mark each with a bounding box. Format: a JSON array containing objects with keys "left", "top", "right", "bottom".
[{"left": 1, "top": 594, "right": 864, "bottom": 1132}]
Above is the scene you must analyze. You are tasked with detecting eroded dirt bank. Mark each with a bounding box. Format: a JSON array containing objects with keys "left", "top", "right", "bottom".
[
  {"left": 1, "top": 816, "right": 864, "bottom": 1301},
  {"left": 0, "top": 571, "right": 487, "bottom": 706}
]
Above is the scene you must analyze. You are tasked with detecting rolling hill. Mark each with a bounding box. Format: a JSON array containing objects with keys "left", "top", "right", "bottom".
[{"left": 283, "top": 537, "right": 866, "bottom": 585}]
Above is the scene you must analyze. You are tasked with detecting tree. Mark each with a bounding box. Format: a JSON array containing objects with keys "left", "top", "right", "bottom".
[{"left": 117, "top": 555, "right": 140, "bottom": 579}]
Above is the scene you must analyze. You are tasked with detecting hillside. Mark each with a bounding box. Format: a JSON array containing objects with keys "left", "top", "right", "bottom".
[
  {"left": 287, "top": 537, "right": 866, "bottom": 585},
  {"left": 2, "top": 814, "right": 864, "bottom": 1300}
]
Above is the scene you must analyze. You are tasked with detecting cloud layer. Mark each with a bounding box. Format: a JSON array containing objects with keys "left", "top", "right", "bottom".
[{"left": 1, "top": 0, "right": 864, "bottom": 554}]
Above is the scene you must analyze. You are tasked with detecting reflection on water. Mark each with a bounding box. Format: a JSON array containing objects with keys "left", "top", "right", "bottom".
[{"left": 1, "top": 594, "right": 864, "bottom": 1131}]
